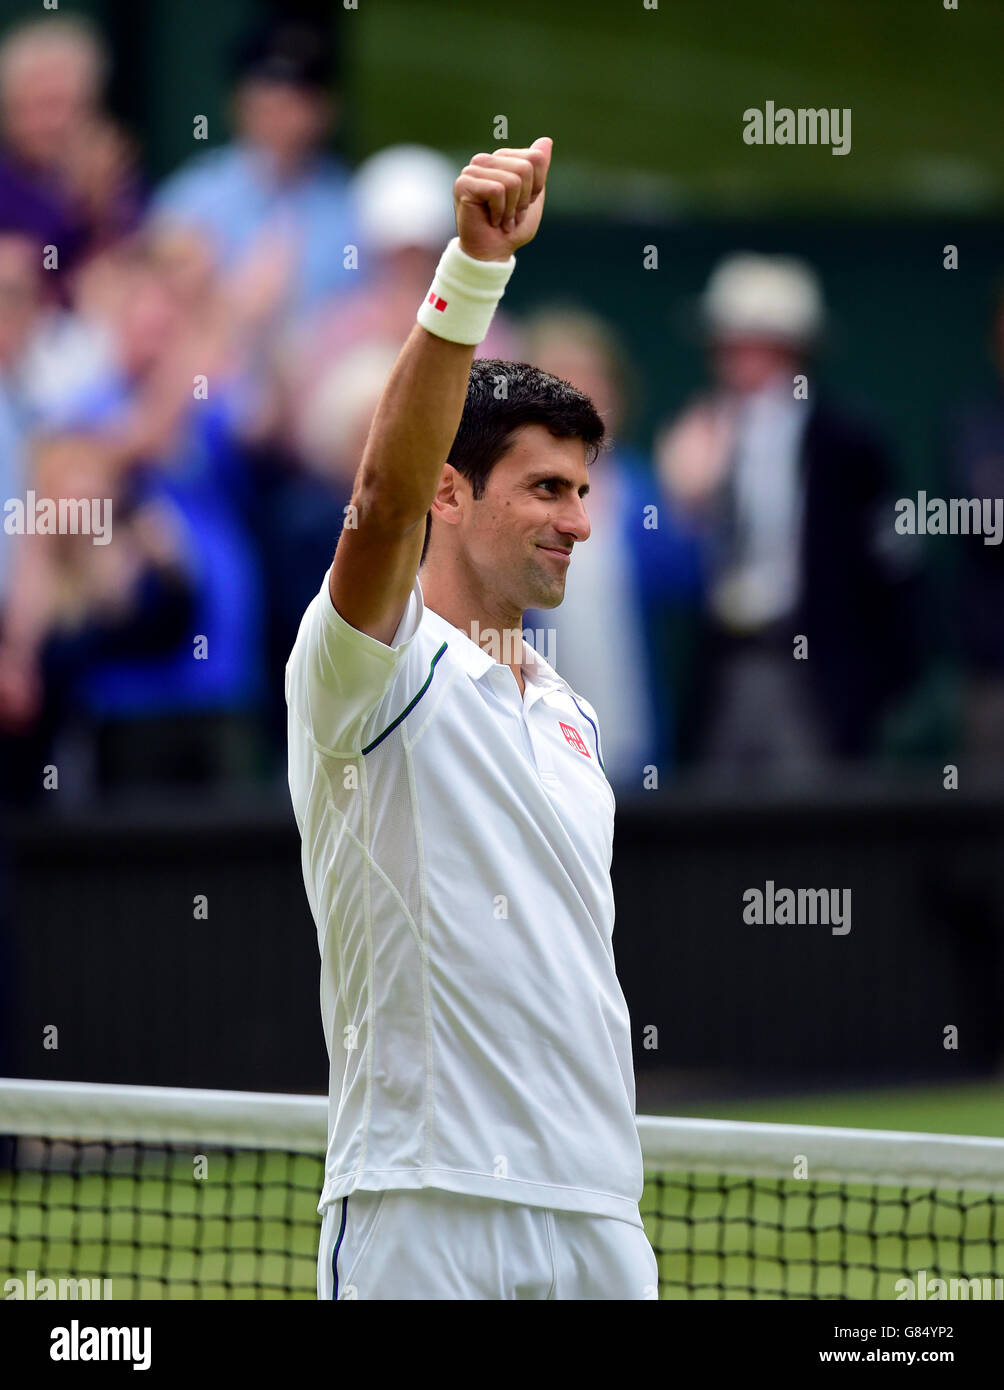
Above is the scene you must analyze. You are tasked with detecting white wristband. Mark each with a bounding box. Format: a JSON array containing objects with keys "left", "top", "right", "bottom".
[{"left": 416, "top": 236, "right": 516, "bottom": 345}]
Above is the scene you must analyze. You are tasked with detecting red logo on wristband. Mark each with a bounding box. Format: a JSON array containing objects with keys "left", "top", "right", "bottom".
[{"left": 428, "top": 292, "right": 447, "bottom": 312}]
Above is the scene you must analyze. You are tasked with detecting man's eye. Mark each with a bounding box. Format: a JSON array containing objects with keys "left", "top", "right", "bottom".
[{"left": 538, "top": 480, "right": 557, "bottom": 492}]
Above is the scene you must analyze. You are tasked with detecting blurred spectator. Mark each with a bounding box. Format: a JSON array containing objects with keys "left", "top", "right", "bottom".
[
  {"left": 271, "top": 338, "right": 399, "bottom": 622},
  {"left": 0, "top": 232, "right": 37, "bottom": 610},
  {"left": 656, "top": 252, "right": 924, "bottom": 776},
  {"left": 255, "top": 341, "right": 401, "bottom": 766},
  {"left": 0, "top": 433, "right": 197, "bottom": 795},
  {"left": 0, "top": 218, "right": 121, "bottom": 437},
  {"left": 522, "top": 308, "right": 703, "bottom": 787},
  {"left": 39, "top": 225, "right": 291, "bottom": 500},
  {"left": 949, "top": 280, "right": 1004, "bottom": 764},
  {"left": 2, "top": 237, "right": 268, "bottom": 798},
  {"left": 0, "top": 15, "right": 143, "bottom": 284},
  {"left": 0, "top": 232, "right": 41, "bottom": 800},
  {"left": 151, "top": 17, "right": 356, "bottom": 325}
]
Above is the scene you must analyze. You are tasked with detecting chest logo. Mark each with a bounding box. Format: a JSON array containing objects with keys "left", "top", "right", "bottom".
[{"left": 559, "top": 721, "right": 591, "bottom": 758}]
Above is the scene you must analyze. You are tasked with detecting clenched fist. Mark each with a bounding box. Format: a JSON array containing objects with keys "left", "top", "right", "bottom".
[{"left": 454, "top": 136, "right": 553, "bottom": 263}]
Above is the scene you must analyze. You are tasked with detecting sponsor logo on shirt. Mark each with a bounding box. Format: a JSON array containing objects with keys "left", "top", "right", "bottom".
[{"left": 559, "top": 722, "right": 591, "bottom": 758}]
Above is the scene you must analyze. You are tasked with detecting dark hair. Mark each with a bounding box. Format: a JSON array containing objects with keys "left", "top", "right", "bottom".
[
  {"left": 233, "top": 18, "right": 337, "bottom": 89},
  {"left": 420, "top": 359, "right": 605, "bottom": 564}
]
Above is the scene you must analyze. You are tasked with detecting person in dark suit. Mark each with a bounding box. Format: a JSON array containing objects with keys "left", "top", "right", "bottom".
[
  {"left": 948, "top": 282, "right": 1004, "bottom": 763},
  {"left": 655, "top": 252, "right": 924, "bottom": 776}
]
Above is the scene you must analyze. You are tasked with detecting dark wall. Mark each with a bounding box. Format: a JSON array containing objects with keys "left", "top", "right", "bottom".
[
  {"left": 6, "top": 781, "right": 1004, "bottom": 1095},
  {"left": 7, "top": 800, "right": 328, "bottom": 1092},
  {"left": 613, "top": 783, "right": 1004, "bottom": 1092}
]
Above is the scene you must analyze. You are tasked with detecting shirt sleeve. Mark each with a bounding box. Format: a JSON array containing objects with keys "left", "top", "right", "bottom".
[{"left": 285, "top": 564, "right": 426, "bottom": 754}]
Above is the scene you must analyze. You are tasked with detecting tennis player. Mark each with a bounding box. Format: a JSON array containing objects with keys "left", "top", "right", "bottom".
[{"left": 286, "top": 136, "right": 658, "bottom": 1299}]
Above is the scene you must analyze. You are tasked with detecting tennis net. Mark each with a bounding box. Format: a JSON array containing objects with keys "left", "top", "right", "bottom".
[{"left": 2, "top": 1079, "right": 1002, "bottom": 1299}]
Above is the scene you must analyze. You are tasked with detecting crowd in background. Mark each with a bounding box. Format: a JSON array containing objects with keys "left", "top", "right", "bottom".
[{"left": 0, "top": 13, "right": 1001, "bottom": 808}]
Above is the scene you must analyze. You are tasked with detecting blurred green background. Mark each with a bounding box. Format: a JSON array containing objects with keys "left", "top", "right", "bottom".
[
  {"left": 7, "top": 0, "right": 1000, "bottom": 214},
  {"left": 4, "top": 0, "right": 999, "bottom": 470}
]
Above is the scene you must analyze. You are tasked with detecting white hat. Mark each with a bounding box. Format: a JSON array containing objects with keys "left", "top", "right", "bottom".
[
  {"left": 353, "top": 144, "right": 456, "bottom": 255},
  {"left": 701, "top": 252, "right": 825, "bottom": 344}
]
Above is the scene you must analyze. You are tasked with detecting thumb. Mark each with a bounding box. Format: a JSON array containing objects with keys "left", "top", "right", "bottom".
[{"left": 531, "top": 136, "right": 554, "bottom": 179}]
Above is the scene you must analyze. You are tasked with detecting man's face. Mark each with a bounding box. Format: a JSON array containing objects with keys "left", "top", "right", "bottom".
[
  {"left": 79, "top": 255, "right": 182, "bottom": 378},
  {"left": 446, "top": 423, "right": 592, "bottom": 613},
  {"left": 1, "top": 49, "right": 95, "bottom": 168},
  {"left": 711, "top": 335, "right": 802, "bottom": 394},
  {"left": 235, "top": 79, "right": 329, "bottom": 166}
]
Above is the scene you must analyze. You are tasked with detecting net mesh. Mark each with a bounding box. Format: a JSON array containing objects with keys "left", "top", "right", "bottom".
[
  {"left": 2, "top": 1081, "right": 1003, "bottom": 1300},
  {"left": 643, "top": 1174, "right": 1001, "bottom": 1300},
  {"left": 2, "top": 1139, "right": 321, "bottom": 1300}
]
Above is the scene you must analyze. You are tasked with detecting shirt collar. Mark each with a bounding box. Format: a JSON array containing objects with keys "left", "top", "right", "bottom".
[{"left": 420, "top": 589, "right": 569, "bottom": 694}]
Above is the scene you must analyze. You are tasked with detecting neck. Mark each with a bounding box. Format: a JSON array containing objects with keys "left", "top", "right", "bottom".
[
  {"left": 250, "top": 144, "right": 310, "bottom": 184},
  {"left": 419, "top": 555, "right": 527, "bottom": 695}
]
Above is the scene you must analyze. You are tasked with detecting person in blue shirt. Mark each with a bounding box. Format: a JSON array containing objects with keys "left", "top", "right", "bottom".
[
  {"left": 47, "top": 379, "right": 264, "bottom": 731},
  {"left": 11, "top": 240, "right": 268, "bottom": 792},
  {"left": 151, "top": 18, "right": 360, "bottom": 325},
  {"left": 522, "top": 308, "right": 704, "bottom": 789}
]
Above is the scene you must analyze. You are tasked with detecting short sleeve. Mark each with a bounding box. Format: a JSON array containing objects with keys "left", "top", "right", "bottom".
[{"left": 285, "top": 565, "right": 426, "bottom": 753}]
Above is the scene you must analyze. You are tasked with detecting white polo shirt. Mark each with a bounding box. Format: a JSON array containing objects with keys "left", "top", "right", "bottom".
[{"left": 285, "top": 564, "right": 645, "bottom": 1228}]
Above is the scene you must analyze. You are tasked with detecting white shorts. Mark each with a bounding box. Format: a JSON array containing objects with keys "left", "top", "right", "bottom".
[{"left": 317, "top": 1188, "right": 659, "bottom": 1300}]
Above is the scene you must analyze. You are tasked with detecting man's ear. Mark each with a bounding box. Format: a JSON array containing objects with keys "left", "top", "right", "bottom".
[{"left": 430, "top": 464, "right": 465, "bottom": 530}]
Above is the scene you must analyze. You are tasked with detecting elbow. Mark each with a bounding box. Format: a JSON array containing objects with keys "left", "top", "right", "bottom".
[{"left": 352, "top": 484, "right": 429, "bottom": 536}]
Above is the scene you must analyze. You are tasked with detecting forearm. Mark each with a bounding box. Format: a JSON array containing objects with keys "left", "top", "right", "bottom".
[
  {"left": 1, "top": 535, "right": 60, "bottom": 654},
  {"left": 321, "top": 140, "right": 549, "bottom": 642},
  {"left": 354, "top": 323, "right": 474, "bottom": 526}
]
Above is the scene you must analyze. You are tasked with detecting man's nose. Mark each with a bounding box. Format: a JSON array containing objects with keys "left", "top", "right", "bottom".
[{"left": 558, "top": 495, "right": 591, "bottom": 543}]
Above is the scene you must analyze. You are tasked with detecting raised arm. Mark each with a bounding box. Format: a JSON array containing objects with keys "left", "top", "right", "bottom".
[{"left": 328, "top": 137, "right": 553, "bottom": 646}]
